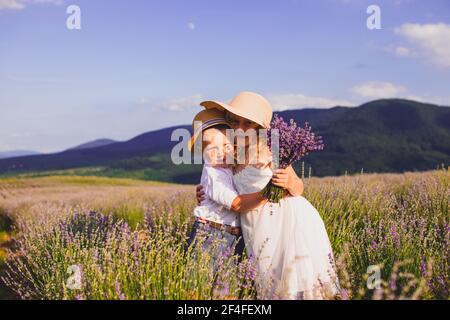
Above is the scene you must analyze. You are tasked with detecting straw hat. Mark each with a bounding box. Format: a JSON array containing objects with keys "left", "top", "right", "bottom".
[
  {"left": 188, "top": 108, "right": 229, "bottom": 152},
  {"left": 200, "top": 91, "right": 273, "bottom": 128}
]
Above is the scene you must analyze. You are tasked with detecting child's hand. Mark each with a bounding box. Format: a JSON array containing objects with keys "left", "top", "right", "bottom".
[{"left": 196, "top": 184, "right": 205, "bottom": 205}]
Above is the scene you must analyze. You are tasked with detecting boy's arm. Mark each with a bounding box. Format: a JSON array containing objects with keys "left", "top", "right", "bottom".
[
  {"left": 205, "top": 167, "right": 267, "bottom": 214},
  {"left": 230, "top": 192, "right": 268, "bottom": 213}
]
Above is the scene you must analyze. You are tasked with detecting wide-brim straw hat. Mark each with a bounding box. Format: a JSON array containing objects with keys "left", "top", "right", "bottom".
[
  {"left": 200, "top": 91, "right": 273, "bottom": 129},
  {"left": 188, "top": 108, "right": 229, "bottom": 152}
]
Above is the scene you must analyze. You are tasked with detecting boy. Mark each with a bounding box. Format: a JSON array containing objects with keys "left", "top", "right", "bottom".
[{"left": 186, "top": 109, "right": 267, "bottom": 259}]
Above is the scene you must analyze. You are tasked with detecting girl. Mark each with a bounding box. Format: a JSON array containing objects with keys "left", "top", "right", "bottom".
[{"left": 197, "top": 91, "right": 339, "bottom": 299}]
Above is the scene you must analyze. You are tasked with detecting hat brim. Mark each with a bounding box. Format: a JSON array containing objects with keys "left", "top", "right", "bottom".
[
  {"left": 187, "top": 118, "right": 230, "bottom": 152},
  {"left": 200, "top": 100, "right": 267, "bottom": 128}
]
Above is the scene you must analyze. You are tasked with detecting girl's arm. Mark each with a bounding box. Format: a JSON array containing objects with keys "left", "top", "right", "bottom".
[
  {"left": 271, "top": 165, "right": 304, "bottom": 196},
  {"left": 230, "top": 192, "right": 268, "bottom": 213}
]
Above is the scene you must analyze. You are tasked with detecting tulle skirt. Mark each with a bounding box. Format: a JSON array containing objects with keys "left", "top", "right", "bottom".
[{"left": 240, "top": 195, "right": 339, "bottom": 299}]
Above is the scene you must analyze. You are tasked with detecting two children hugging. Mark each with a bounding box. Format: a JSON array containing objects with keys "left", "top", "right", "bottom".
[{"left": 185, "top": 108, "right": 267, "bottom": 260}]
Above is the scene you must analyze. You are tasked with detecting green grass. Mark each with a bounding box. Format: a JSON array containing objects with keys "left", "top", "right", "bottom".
[
  {"left": 0, "top": 153, "right": 203, "bottom": 184},
  {"left": 0, "top": 174, "right": 176, "bottom": 187},
  {"left": 0, "top": 164, "right": 202, "bottom": 184},
  {"left": 0, "top": 167, "right": 105, "bottom": 179}
]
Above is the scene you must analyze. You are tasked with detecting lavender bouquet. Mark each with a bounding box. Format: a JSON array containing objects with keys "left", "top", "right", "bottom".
[{"left": 261, "top": 114, "right": 324, "bottom": 203}]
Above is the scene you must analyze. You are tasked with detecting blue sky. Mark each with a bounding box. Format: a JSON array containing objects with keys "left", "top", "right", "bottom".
[{"left": 0, "top": 0, "right": 449, "bottom": 152}]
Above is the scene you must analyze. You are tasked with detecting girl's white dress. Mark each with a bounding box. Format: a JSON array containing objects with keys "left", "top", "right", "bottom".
[{"left": 233, "top": 166, "right": 339, "bottom": 299}]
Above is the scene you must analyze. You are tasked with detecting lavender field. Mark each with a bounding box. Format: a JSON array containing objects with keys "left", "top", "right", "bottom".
[{"left": 0, "top": 169, "right": 448, "bottom": 300}]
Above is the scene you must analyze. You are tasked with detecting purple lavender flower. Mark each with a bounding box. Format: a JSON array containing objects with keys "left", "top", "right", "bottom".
[
  {"left": 115, "top": 280, "right": 126, "bottom": 300},
  {"left": 261, "top": 114, "right": 324, "bottom": 202}
]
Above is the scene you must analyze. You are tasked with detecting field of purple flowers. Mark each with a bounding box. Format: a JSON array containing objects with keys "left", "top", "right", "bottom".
[{"left": 0, "top": 169, "right": 448, "bottom": 300}]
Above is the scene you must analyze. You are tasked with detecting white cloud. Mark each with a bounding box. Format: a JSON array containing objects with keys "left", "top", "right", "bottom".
[
  {"left": 0, "top": 0, "right": 24, "bottom": 9},
  {"left": 351, "top": 81, "right": 450, "bottom": 105},
  {"left": 392, "top": 0, "right": 412, "bottom": 5},
  {"left": 29, "top": 0, "right": 63, "bottom": 3},
  {"left": 136, "top": 97, "right": 149, "bottom": 105},
  {"left": 0, "top": 0, "right": 62, "bottom": 10},
  {"left": 188, "top": 22, "right": 195, "bottom": 30},
  {"left": 164, "top": 94, "right": 202, "bottom": 111},
  {"left": 144, "top": 92, "right": 354, "bottom": 112},
  {"left": 394, "top": 23, "right": 450, "bottom": 68},
  {"left": 10, "top": 132, "right": 33, "bottom": 138},
  {"left": 265, "top": 93, "right": 354, "bottom": 110},
  {"left": 139, "top": 94, "right": 203, "bottom": 111},
  {"left": 351, "top": 81, "right": 406, "bottom": 99},
  {"left": 394, "top": 46, "right": 412, "bottom": 57}
]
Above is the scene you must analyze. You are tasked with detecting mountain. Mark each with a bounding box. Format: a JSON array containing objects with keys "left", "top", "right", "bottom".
[
  {"left": 0, "top": 150, "right": 41, "bottom": 160},
  {"left": 0, "top": 99, "right": 448, "bottom": 183},
  {"left": 0, "top": 125, "right": 190, "bottom": 173},
  {"left": 282, "top": 99, "right": 450, "bottom": 176},
  {"left": 67, "top": 139, "right": 117, "bottom": 151}
]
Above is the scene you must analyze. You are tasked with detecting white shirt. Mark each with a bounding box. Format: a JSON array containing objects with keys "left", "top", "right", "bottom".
[{"left": 194, "top": 165, "right": 240, "bottom": 227}]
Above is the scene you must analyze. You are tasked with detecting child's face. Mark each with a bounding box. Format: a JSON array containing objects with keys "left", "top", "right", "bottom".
[{"left": 202, "top": 129, "right": 234, "bottom": 167}]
